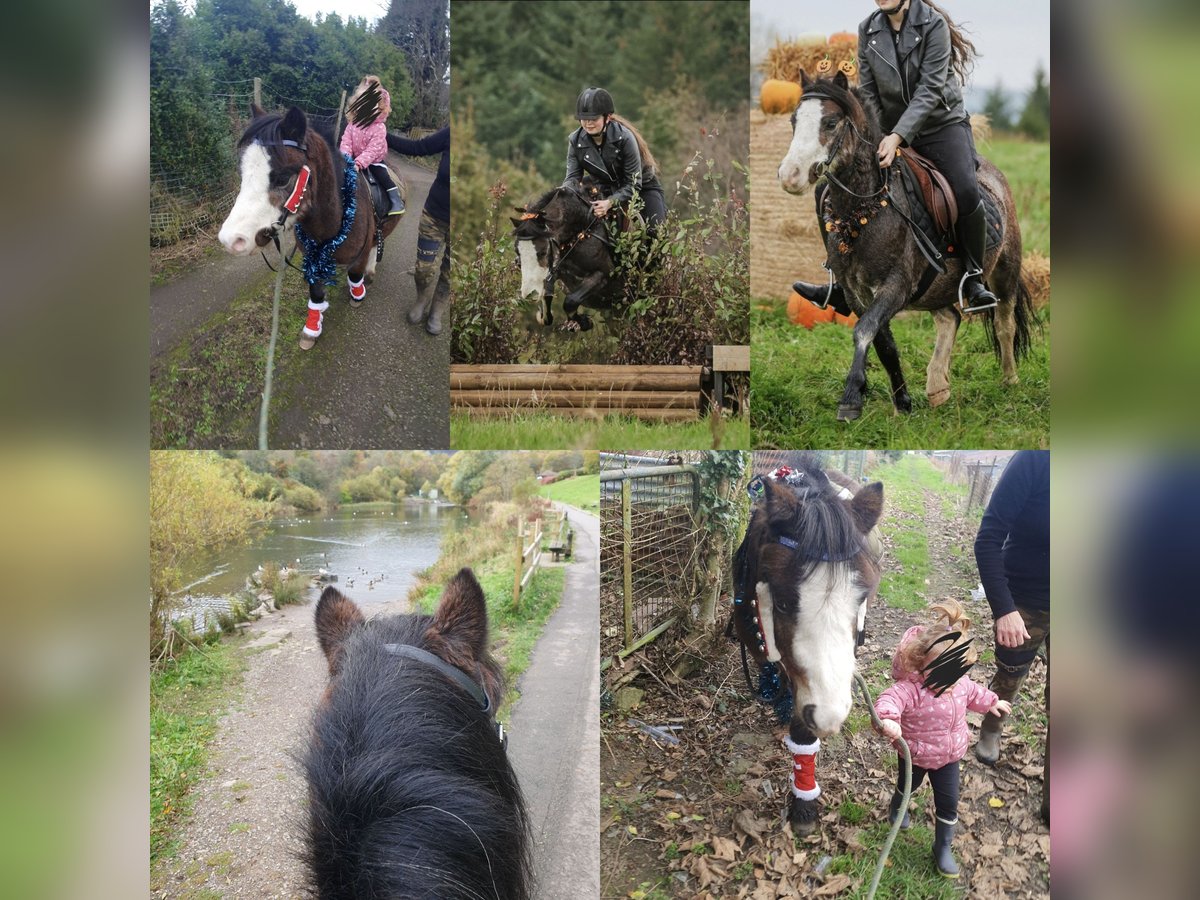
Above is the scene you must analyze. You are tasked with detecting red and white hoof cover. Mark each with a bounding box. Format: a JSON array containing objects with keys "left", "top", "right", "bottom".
[
  {"left": 303, "top": 300, "right": 330, "bottom": 338},
  {"left": 348, "top": 275, "right": 366, "bottom": 301},
  {"left": 784, "top": 735, "right": 821, "bottom": 801}
]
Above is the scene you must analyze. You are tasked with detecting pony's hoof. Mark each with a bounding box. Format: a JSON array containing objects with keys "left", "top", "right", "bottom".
[
  {"left": 349, "top": 297, "right": 365, "bottom": 309},
  {"left": 837, "top": 404, "right": 862, "bottom": 422},
  {"left": 791, "top": 818, "right": 819, "bottom": 838},
  {"left": 299, "top": 335, "right": 317, "bottom": 351},
  {"left": 894, "top": 392, "right": 913, "bottom": 414},
  {"left": 1003, "top": 374, "right": 1020, "bottom": 387},
  {"left": 928, "top": 388, "right": 951, "bottom": 408}
]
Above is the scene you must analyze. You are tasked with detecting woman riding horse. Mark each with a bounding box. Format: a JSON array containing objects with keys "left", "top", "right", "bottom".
[
  {"left": 793, "top": 0, "right": 997, "bottom": 313},
  {"left": 563, "top": 87, "right": 666, "bottom": 235}
]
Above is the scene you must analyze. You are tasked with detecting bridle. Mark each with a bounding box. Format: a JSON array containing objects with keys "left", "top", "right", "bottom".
[
  {"left": 384, "top": 643, "right": 507, "bottom": 749},
  {"left": 799, "top": 89, "right": 890, "bottom": 201},
  {"left": 260, "top": 137, "right": 312, "bottom": 270}
]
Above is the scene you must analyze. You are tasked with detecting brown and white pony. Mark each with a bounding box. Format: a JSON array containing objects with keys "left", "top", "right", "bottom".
[
  {"left": 218, "top": 105, "right": 400, "bottom": 350},
  {"left": 732, "top": 456, "right": 884, "bottom": 834}
]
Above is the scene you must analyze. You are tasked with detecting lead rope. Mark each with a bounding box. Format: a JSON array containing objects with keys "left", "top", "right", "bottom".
[
  {"left": 853, "top": 670, "right": 912, "bottom": 900},
  {"left": 258, "top": 257, "right": 286, "bottom": 450}
]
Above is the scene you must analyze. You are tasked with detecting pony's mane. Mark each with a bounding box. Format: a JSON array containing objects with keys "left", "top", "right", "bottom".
[
  {"left": 303, "top": 609, "right": 528, "bottom": 898},
  {"left": 763, "top": 453, "right": 864, "bottom": 575}
]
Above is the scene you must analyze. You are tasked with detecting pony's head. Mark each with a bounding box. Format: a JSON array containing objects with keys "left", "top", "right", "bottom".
[
  {"left": 750, "top": 461, "right": 884, "bottom": 739},
  {"left": 778, "top": 70, "right": 874, "bottom": 196},
  {"left": 219, "top": 105, "right": 312, "bottom": 256},
  {"left": 511, "top": 205, "right": 553, "bottom": 319}
]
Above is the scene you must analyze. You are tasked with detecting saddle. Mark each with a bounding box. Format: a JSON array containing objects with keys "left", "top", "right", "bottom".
[
  {"left": 896, "top": 147, "right": 957, "bottom": 235},
  {"left": 362, "top": 164, "right": 401, "bottom": 223}
]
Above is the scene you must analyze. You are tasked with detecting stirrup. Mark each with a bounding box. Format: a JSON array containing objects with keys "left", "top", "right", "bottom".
[
  {"left": 813, "top": 262, "right": 835, "bottom": 310},
  {"left": 957, "top": 267, "right": 997, "bottom": 314}
]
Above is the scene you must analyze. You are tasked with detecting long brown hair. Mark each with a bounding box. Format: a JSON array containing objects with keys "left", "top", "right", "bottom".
[
  {"left": 922, "top": 1, "right": 978, "bottom": 85},
  {"left": 610, "top": 113, "right": 658, "bottom": 177}
]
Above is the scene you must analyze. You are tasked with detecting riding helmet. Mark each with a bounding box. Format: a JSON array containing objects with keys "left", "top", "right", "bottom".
[{"left": 576, "top": 87, "right": 615, "bottom": 119}]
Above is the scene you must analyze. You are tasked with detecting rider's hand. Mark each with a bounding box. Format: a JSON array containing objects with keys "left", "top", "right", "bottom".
[
  {"left": 877, "top": 133, "right": 903, "bottom": 168},
  {"left": 591, "top": 199, "right": 613, "bottom": 217},
  {"left": 994, "top": 610, "right": 1031, "bottom": 649},
  {"left": 876, "top": 719, "right": 902, "bottom": 740}
]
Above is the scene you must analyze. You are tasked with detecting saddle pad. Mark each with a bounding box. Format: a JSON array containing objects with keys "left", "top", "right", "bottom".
[
  {"left": 364, "top": 165, "right": 402, "bottom": 223},
  {"left": 893, "top": 167, "right": 1003, "bottom": 259}
]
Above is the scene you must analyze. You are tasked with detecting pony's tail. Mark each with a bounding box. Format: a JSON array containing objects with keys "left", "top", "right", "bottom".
[{"left": 985, "top": 268, "right": 1038, "bottom": 363}]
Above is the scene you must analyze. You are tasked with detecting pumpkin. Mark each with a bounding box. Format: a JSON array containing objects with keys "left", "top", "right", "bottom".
[
  {"left": 839, "top": 60, "right": 857, "bottom": 77},
  {"left": 760, "top": 79, "right": 803, "bottom": 115},
  {"left": 816, "top": 56, "right": 833, "bottom": 74},
  {"left": 828, "top": 31, "right": 857, "bottom": 48},
  {"left": 787, "top": 290, "right": 859, "bottom": 330}
]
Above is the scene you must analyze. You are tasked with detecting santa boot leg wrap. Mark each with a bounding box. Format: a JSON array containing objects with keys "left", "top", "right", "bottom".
[
  {"left": 784, "top": 736, "right": 821, "bottom": 801},
  {"left": 348, "top": 274, "right": 366, "bottom": 304},
  {"left": 302, "top": 300, "right": 329, "bottom": 339}
]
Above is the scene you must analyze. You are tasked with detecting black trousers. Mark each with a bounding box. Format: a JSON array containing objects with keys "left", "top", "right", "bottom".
[
  {"left": 367, "top": 163, "right": 396, "bottom": 193},
  {"left": 910, "top": 119, "right": 981, "bottom": 212},
  {"left": 638, "top": 185, "right": 667, "bottom": 229},
  {"left": 896, "top": 755, "right": 960, "bottom": 822}
]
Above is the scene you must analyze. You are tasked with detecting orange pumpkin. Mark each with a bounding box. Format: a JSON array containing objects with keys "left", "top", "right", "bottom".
[
  {"left": 816, "top": 57, "right": 833, "bottom": 74},
  {"left": 828, "top": 31, "right": 857, "bottom": 47},
  {"left": 839, "top": 60, "right": 857, "bottom": 77},
  {"left": 760, "top": 79, "right": 803, "bottom": 115},
  {"left": 787, "top": 290, "right": 859, "bottom": 330}
]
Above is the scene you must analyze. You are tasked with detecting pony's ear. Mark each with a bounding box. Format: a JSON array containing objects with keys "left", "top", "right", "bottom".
[
  {"left": 280, "top": 105, "right": 307, "bottom": 143},
  {"left": 510, "top": 217, "right": 523, "bottom": 227},
  {"left": 761, "top": 477, "right": 798, "bottom": 530},
  {"left": 800, "top": 69, "right": 811, "bottom": 89},
  {"left": 834, "top": 70, "right": 849, "bottom": 90},
  {"left": 314, "top": 587, "right": 366, "bottom": 677},
  {"left": 849, "top": 482, "right": 884, "bottom": 534},
  {"left": 250, "top": 102, "right": 267, "bottom": 119},
  {"left": 428, "top": 568, "right": 490, "bottom": 663}
]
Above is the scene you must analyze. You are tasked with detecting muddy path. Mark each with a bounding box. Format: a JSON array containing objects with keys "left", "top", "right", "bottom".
[{"left": 600, "top": 474, "right": 1049, "bottom": 898}]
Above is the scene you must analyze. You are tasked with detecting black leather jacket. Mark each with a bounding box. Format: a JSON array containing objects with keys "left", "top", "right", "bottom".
[
  {"left": 856, "top": 0, "right": 968, "bottom": 145},
  {"left": 563, "top": 119, "right": 660, "bottom": 205}
]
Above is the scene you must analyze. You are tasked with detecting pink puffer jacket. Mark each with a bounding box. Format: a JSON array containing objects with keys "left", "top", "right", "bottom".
[
  {"left": 339, "top": 89, "right": 390, "bottom": 169},
  {"left": 873, "top": 625, "right": 999, "bottom": 770}
]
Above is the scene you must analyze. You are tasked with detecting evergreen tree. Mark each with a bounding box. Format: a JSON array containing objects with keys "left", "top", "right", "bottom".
[
  {"left": 980, "top": 81, "right": 1012, "bottom": 132},
  {"left": 381, "top": 0, "right": 450, "bottom": 127},
  {"left": 1017, "top": 64, "right": 1050, "bottom": 141}
]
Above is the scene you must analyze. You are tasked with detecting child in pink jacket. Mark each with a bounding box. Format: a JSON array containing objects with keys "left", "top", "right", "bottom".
[
  {"left": 340, "top": 76, "right": 404, "bottom": 216},
  {"left": 874, "top": 599, "right": 1012, "bottom": 879}
]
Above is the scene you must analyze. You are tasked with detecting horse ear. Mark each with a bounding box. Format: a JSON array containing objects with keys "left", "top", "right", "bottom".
[
  {"left": 281, "top": 105, "right": 307, "bottom": 143},
  {"left": 428, "top": 568, "right": 489, "bottom": 662},
  {"left": 849, "top": 482, "right": 884, "bottom": 533},
  {"left": 314, "top": 586, "right": 366, "bottom": 677},
  {"left": 250, "top": 102, "right": 267, "bottom": 119},
  {"left": 761, "top": 477, "right": 798, "bottom": 529},
  {"left": 834, "top": 70, "right": 849, "bottom": 90},
  {"left": 510, "top": 217, "right": 523, "bottom": 227},
  {"left": 800, "top": 69, "right": 811, "bottom": 89}
]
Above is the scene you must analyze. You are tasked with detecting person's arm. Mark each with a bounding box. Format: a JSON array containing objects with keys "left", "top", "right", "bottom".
[
  {"left": 357, "top": 122, "right": 387, "bottom": 168},
  {"left": 562, "top": 133, "right": 582, "bottom": 189},
  {"left": 608, "top": 131, "right": 642, "bottom": 205},
  {"left": 339, "top": 124, "right": 355, "bottom": 160},
  {"left": 974, "top": 452, "right": 1037, "bottom": 623},
  {"left": 385, "top": 126, "right": 449, "bottom": 158},
  {"left": 964, "top": 678, "right": 1001, "bottom": 714},
  {"left": 892, "top": 16, "right": 953, "bottom": 145}
]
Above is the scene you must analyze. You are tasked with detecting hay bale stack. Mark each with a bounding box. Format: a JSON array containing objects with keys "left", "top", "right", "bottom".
[
  {"left": 760, "top": 35, "right": 860, "bottom": 85},
  {"left": 1023, "top": 251, "right": 1051, "bottom": 309}
]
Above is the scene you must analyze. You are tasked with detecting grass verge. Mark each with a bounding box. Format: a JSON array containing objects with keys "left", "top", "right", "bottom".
[
  {"left": 828, "top": 821, "right": 961, "bottom": 899},
  {"left": 537, "top": 474, "right": 600, "bottom": 512},
  {"left": 150, "top": 640, "right": 246, "bottom": 864},
  {"left": 451, "top": 412, "right": 750, "bottom": 450},
  {"left": 750, "top": 303, "right": 1049, "bottom": 449}
]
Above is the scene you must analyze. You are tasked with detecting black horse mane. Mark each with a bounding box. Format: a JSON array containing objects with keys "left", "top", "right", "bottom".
[
  {"left": 303, "top": 610, "right": 531, "bottom": 899},
  {"left": 237, "top": 109, "right": 345, "bottom": 188},
  {"left": 756, "top": 453, "right": 863, "bottom": 577}
]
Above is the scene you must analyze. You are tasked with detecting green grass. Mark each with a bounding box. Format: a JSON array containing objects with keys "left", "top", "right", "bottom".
[
  {"left": 979, "top": 136, "right": 1050, "bottom": 257},
  {"left": 750, "top": 304, "right": 1049, "bottom": 449},
  {"left": 537, "top": 474, "right": 600, "bottom": 512},
  {"left": 828, "top": 821, "right": 961, "bottom": 899},
  {"left": 413, "top": 550, "right": 567, "bottom": 721},
  {"left": 150, "top": 641, "right": 246, "bottom": 863},
  {"left": 451, "top": 412, "right": 750, "bottom": 450}
]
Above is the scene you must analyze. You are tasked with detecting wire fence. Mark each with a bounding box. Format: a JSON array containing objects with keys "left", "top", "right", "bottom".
[{"left": 600, "top": 455, "right": 706, "bottom": 661}]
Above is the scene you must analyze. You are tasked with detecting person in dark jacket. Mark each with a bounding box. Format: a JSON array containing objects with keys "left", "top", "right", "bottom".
[
  {"left": 973, "top": 450, "right": 1050, "bottom": 825},
  {"left": 793, "top": 0, "right": 998, "bottom": 313},
  {"left": 564, "top": 87, "right": 666, "bottom": 233},
  {"left": 386, "top": 126, "right": 450, "bottom": 335}
]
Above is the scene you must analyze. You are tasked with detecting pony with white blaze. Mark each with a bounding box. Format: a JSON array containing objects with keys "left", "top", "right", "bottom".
[
  {"left": 218, "top": 104, "right": 401, "bottom": 350},
  {"left": 731, "top": 456, "right": 884, "bottom": 834}
]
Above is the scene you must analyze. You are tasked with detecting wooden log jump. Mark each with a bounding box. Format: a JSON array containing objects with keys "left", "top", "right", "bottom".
[{"left": 450, "top": 349, "right": 749, "bottom": 422}]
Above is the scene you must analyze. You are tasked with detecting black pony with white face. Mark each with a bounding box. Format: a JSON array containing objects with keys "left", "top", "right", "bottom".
[
  {"left": 511, "top": 180, "right": 623, "bottom": 332},
  {"left": 733, "top": 457, "right": 884, "bottom": 834},
  {"left": 777, "top": 70, "right": 1035, "bottom": 420},
  {"left": 305, "top": 568, "right": 531, "bottom": 899}
]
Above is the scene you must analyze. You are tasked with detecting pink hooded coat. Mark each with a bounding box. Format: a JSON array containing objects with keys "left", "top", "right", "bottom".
[
  {"left": 339, "top": 88, "right": 390, "bottom": 169},
  {"left": 873, "top": 625, "right": 999, "bottom": 770}
]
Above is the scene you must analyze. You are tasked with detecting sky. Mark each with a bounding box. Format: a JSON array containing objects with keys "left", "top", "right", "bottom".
[{"left": 750, "top": 0, "right": 1051, "bottom": 99}]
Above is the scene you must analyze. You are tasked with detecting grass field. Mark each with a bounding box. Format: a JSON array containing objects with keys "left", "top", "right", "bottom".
[
  {"left": 536, "top": 474, "right": 600, "bottom": 512},
  {"left": 751, "top": 305, "right": 1049, "bottom": 449},
  {"left": 451, "top": 413, "right": 750, "bottom": 450},
  {"left": 979, "top": 136, "right": 1050, "bottom": 257}
]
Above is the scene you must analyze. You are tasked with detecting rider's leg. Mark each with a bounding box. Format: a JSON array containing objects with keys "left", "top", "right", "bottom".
[
  {"left": 792, "top": 182, "right": 851, "bottom": 313},
  {"left": 369, "top": 163, "right": 405, "bottom": 216}
]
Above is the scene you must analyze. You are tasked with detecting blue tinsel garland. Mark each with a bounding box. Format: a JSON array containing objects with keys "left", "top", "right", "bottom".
[{"left": 294, "top": 154, "right": 358, "bottom": 286}]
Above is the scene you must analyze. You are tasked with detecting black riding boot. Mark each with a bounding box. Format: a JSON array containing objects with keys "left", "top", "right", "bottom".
[
  {"left": 932, "top": 817, "right": 960, "bottom": 878},
  {"left": 792, "top": 278, "right": 853, "bottom": 316},
  {"left": 958, "top": 200, "right": 998, "bottom": 312}
]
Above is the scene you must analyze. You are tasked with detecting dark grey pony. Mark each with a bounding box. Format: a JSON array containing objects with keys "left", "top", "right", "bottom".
[{"left": 778, "top": 71, "right": 1034, "bottom": 421}]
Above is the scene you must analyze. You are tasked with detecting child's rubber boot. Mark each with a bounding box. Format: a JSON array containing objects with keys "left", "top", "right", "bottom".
[
  {"left": 387, "top": 187, "right": 405, "bottom": 216},
  {"left": 933, "top": 817, "right": 960, "bottom": 878},
  {"left": 887, "top": 792, "right": 911, "bottom": 830}
]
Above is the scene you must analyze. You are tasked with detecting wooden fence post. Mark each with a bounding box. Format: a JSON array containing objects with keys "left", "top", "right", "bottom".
[
  {"left": 253, "top": 77, "right": 261, "bottom": 109},
  {"left": 622, "top": 478, "right": 633, "bottom": 650},
  {"left": 513, "top": 515, "right": 524, "bottom": 611}
]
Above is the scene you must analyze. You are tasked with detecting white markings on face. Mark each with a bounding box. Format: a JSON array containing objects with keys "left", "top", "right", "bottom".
[
  {"left": 779, "top": 102, "right": 823, "bottom": 195},
  {"left": 754, "top": 582, "right": 781, "bottom": 662},
  {"left": 517, "top": 239, "right": 549, "bottom": 304},
  {"left": 787, "top": 562, "right": 861, "bottom": 737},
  {"left": 218, "top": 143, "right": 277, "bottom": 256}
]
